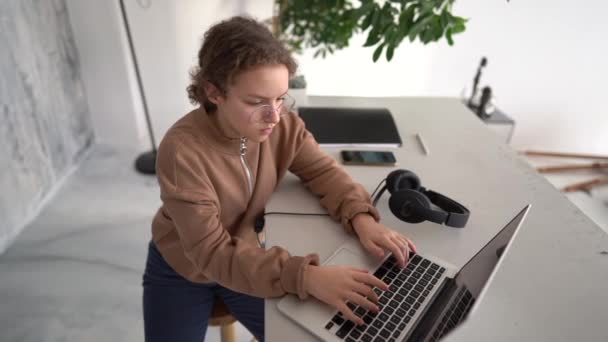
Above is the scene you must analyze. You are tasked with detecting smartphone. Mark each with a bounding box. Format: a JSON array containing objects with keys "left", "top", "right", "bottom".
[{"left": 341, "top": 150, "right": 397, "bottom": 166}]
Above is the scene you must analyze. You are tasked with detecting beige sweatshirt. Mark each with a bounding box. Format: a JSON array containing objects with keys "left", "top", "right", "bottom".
[{"left": 151, "top": 107, "right": 380, "bottom": 299}]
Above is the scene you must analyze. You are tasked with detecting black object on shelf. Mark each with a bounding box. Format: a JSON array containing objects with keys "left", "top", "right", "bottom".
[
  {"left": 477, "top": 86, "right": 493, "bottom": 118},
  {"left": 467, "top": 57, "right": 497, "bottom": 119},
  {"left": 464, "top": 57, "right": 515, "bottom": 143},
  {"left": 468, "top": 57, "right": 487, "bottom": 109},
  {"left": 119, "top": 0, "right": 157, "bottom": 175},
  {"left": 297, "top": 107, "right": 402, "bottom": 147}
]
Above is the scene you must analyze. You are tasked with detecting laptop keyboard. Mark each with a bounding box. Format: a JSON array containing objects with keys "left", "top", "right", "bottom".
[
  {"left": 325, "top": 253, "right": 446, "bottom": 342},
  {"left": 429, "top": 287, "right": 475, "bottom": 341}
]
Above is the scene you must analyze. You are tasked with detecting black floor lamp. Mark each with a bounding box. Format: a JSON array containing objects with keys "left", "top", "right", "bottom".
[{"left": 119, "top": 0, "right": 157, "bottom": 175}]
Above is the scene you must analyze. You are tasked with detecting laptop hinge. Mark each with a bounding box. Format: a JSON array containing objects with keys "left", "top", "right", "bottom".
[{"left": 407, "top": 278, "right": 458, "bottom": 342}]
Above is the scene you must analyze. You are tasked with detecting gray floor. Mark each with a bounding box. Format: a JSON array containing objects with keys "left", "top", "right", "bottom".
[
  {"left": 1, "top": 144, "right": 606, "bottom": 342},
  {"left": 0, "top": 144, "right": 254, "bottom": 342}
]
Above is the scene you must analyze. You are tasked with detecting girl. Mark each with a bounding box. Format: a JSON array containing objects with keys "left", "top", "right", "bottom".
[{"left": 142, "top": 15, "right": 416, "bottom": 342}]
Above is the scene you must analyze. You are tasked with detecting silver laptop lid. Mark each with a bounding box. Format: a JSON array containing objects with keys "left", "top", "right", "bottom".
[
  {"left": 439, "top": 205, "right": 531, "bottom": 340},
  {"left": 454, "top": 205, "right": 530, "bottom": 301}
]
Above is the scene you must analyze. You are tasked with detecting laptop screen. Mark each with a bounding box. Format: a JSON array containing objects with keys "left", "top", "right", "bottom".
[
  {"left": 453, "top": 205, "right": 529, "bottom": 298},
  {"left": 424, "top": 205, "right": 531, "bottom": 342}
]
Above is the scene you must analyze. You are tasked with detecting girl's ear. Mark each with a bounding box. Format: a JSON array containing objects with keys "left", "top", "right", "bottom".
[{"left": 203, "top": 81, "right": 224, "bottom": 105}]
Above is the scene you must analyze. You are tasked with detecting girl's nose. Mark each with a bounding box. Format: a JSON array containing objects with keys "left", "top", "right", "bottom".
[{"left": 264, "top": 106, "right": 281, "bottom": 124}]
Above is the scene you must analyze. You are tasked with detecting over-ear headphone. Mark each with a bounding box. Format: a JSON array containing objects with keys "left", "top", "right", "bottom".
[{"left": 372, "top": 169, "right": 470, "bottom": 228}]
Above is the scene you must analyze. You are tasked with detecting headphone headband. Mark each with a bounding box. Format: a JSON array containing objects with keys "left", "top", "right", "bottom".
[
  {"left": 372, "top": 170, "right": 470, "bottom": 228},
  {"left": 372, "top": 184, "right": 387, "bottom": 207},
  {"left": 422, "top": 189, "right": 469, "bottom": 228}
]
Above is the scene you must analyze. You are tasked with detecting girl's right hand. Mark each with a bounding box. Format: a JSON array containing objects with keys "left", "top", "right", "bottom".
[{"left": 304, "top": 264, "right": 389, "bottom": 325}]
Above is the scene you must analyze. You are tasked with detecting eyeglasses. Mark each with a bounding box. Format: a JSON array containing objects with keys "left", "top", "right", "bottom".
[{"left": 248, "top": 93, "right": 296, "bottom": 124}]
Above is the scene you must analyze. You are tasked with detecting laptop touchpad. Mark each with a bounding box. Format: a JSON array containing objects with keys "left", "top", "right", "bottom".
[{"left": 324, "top": 247, "right": 381, "bottom": 271}]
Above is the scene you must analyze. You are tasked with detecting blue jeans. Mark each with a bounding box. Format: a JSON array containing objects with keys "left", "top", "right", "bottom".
[{"left": 142, "top": 241, "right": 264, "bottom": 342}]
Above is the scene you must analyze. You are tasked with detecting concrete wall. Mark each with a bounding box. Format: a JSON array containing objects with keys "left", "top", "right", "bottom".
[{"left": 0, "top": 0, "right": 94, "bottom": 253}]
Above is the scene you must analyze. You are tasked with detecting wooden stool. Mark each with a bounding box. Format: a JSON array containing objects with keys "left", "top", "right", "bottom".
[{"left": 208, "top": 297, "right": 236, "bottom": 342}]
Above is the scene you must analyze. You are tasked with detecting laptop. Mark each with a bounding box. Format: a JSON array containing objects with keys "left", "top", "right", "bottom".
[{"left": 277, "top": 205, "right": 531, "bottom": 342}]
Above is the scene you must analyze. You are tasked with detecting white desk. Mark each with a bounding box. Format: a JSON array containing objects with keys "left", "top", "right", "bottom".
[{"left": 265, "top": 96, "right": 608, "bottom": 341}]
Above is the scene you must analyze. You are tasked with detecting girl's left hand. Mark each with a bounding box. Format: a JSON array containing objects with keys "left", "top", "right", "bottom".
[{"left": 352, "top": 213, "right": 417, "bottom": 268}]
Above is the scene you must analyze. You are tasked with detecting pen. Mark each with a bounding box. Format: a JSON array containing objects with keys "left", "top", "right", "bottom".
[{"left": 416, "top": 133, "right": 429, "bottom": 156}]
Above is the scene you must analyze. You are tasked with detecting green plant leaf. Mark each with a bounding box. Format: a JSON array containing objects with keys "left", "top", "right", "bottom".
[
  {"left": 408, "top": 14, "right": 430, "bottom": 42},
  {"left": 431, "top": 15, "right": 443, "bottom": 40},
  {"left": 452, "top": 22, "right": 466, "bottom": 34},
  {"left": 384, "top": 27, "right": 395, "bottom": 46},
  {"left": 371, "top": 5, "right": 381, "bottom": 28},
  {"left": 452, "top": 16, "right": 467, "bottom": 26},
  {"left": 373, "top": 43, "right": 385, "bottom": 62},
  {"left": 398, "top": 7, "right": 414, "bottom": 44},
  {"left": 363, "top": 24, "right": 382, "bottom": 47},
  {"left": 361, "top": 7, "right": 375, "bottom": 30},
  {"left": 446, "top": 27, "right": 454, "bottom": 45},
  {"left": 440, "top": 9, "right": 449, "bottom": 28},
  {"left": 404, "top": 4, "right": 416, "bottom": 27},
  {"left": 421, "top": 28, "right": 432, "bottom": 44},
  {"left": 420, "top": 0, "right": 434, "bottom": 13},
  {"left": 386, "top": 44, "right": 395, "bottom": 61}
]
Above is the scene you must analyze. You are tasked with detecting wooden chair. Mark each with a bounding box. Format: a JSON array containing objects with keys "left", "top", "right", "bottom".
[
  {"left": 208, "top": 297, "right": 237, "bottom": 342},
  {"left": 208, "top": 297, "right": 258, "bottom": 342}
]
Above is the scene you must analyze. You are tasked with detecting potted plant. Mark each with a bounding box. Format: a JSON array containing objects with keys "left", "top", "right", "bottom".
[
  {"left": 266, "top": 0, "right": 467, "bottom": 108},
  {"left": 271, "top": 0, "right": 468, "bottom": 63},
  {"left": 288, "top": 74, "right": 308, "bottom": 108}
]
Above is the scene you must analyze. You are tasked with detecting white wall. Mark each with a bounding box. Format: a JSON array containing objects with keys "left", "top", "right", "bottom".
[
  {"left": 121, "top": 0, "right": 273, "bottom": 145},
  {"left": 67, "top": 0, "right": 274, "bottom": 150},
  {"left": 65, "top": 0, "right": 149, "bottom": 150},
  {"left": 298, "top": 0, "right": 608, "bottom": 154},
  {"left": 69, "top": 0, "right": 608, "bottom": 155},
  {"left": 0, "top": 0, "right": 94, "bottom": 253}
]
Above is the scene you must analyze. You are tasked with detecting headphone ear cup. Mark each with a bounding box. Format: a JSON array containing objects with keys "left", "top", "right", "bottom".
[
  {"left": 386, "top": 169, "right": 421, "bottom": 194},
  {"left": 389, "top": 190, "right": 431, "bottom": 223}
]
